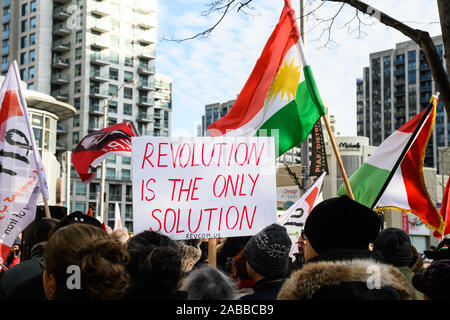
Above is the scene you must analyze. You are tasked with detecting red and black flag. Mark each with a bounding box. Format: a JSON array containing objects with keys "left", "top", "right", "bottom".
[{"left": 72, "top": 122, "right": 138, "bottom": 183}]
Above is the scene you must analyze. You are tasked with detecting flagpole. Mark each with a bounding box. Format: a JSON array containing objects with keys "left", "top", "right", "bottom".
[
  {"left": 322, "top": 114, "right": 354, "bottom": 200},
  {"left": 299, "top": 0, "right": 310, "bottom": 190},
  {"left": 11, "top": 61, "right": 51, "bottom": 218}
]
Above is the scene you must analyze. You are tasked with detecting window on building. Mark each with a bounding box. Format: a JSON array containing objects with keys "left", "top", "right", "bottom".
[
  {"left": 21, "top": 20, "right": 27, "bottom": 33},
  {"left": 75, "top": 182, "right": 86, "bottom": 196},
  {"left": 28, "top": 82, "right": 34, "bottom": 90},
  {"left": 29, "top": 33, "right": 36, "bottom": 46},
  {"left": 122, "top": 156, "right": 131, "bottom": 165},
  {"left": 21, "top": 3, "right": 28, "bottom": 16},
  {"left": 124, "top": 56, "right": 133, "bottom": 67},
  {"left": 107, "top": 155, "right": 116, "bottom": 164},
  {"left": 108, "top": 118, "right": 117, "bottom": 126},
  {"left": 74, "top": 202, "right": 86, "bottom": 213},
  {"left": 75, "top": 47, "right": 82, "bottom": 60},
  {"left": 74, "top": 97, "right": 80, "bottom": 110},
  {"left": 29, "top": 49, "right": 35, "bottom": 62},
  {"left": 74, "top": 80, "right": 81, "bottom": 94},
  {"left": 109, "top": 101, "right": 117, "bottom": 114},
  {"left": 30, "top": 17, "right": 36, "bottom": 29},
  {"left": 30, "top": 1, "right": 36, "bottom": 12},
  {"left": 28, "top": 66, "right": 34, "bottom": 79},
  {"left": 123, "top": 87, "right": 132, "bottom": 100},
  {"left": 73, "top": 115, "right": 80, "bottom": 128},
  {"left": 72, "top": 131, "right": 79, "bottom": 145},
  {"left": 124, "top": 71, "right": 133, "bottom": 82},
  {"left": 109, "top": 68, "right": 118, "bottom": 80},
  {"left": 121, "top": 169, "right": 130, "bottom": 180},
  {"left": 74, "top": 64, "right": 81, "bottom": 77},
  {"left": 20, "top": 52, "right": 26, "bottom": 65},
  {"left": 21, "top": 36, "right": 27, "bottom": 48},
  {"left": 123, "top": 103, "right": 132, "bottom": 116},
  {"left": 108, "top": 84, "right": 118, "bottom": 96},
  {"left": 106, "top": 168, "right": 115, "bottom": 179},
  {"left": 76, "top": 31, "right": 82, "bottom": 43}
]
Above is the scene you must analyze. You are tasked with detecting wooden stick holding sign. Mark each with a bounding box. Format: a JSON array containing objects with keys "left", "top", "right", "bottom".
[{"left": 208, "top": 239, "right": 217, "bottom": 267}]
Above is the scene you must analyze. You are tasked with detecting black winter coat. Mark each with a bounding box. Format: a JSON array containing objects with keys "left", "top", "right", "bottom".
[
  {"left": 239, "top": 278, "right": 285, "bottom": 300},
  {"left": 278, "top": 249, "right": 415, "bottom": 300}
]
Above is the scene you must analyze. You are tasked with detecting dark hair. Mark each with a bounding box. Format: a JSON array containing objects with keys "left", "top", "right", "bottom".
[
  {"left": 44, "top": 223, "right": 129, "bottom": 300},
  {"left": 180, "top": 264, "right": 239, "bottom": 300},
  {"left": 35, "top": 218, "right": 59, "bottom": 243},
  {"left": 49, "top": 211, "right": 103, "bottom": 238},
  {"left": 230, "top": 249, "right": 250, "bottom": 281},
  {"left": 125, "top": 231, "right": 182, "bottom": 299}
]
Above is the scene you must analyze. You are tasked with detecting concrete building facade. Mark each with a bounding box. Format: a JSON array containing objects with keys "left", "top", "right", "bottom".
[
  {"left": 1, "top": 0, "right": 165, "bottom": 231},
  {"left": 357, "top": 35, "right": 446, "bottom": 170}
]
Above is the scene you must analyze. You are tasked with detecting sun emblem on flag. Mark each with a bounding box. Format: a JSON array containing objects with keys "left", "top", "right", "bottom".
[{"left": 266, "top": 58, "right": 301, "bottom": 103}]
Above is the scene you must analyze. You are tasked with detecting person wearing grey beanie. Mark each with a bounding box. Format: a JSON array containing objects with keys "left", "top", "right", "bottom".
[{"left": 240, "top": 223, "right": 292, "bottom": 300}]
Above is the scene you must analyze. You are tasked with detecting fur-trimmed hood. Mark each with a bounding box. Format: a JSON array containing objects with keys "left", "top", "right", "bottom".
[{"left": 278, "top": 258, "right": 415, "bottom": 300}]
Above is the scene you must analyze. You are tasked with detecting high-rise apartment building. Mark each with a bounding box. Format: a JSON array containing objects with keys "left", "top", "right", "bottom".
[
  {"left": 201, "top": 99, "right": 235, "bottom": 137},
  {"left": 153, "top": 73, "right": 172, "bottom": 137},
  {"left": 357, "top": 35, "right": 446, "bottom": 169},
  {"left": 1, "top": 0, "right": 163, "bottom": 231}
]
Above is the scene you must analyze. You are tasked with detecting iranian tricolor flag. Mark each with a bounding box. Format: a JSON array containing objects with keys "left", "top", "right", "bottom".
[
  {"left": 338, "top": 95, "right": 445, "bottom": 235},
  {"left": 208, "top": 0, "right": 327, "bottom": 156}
]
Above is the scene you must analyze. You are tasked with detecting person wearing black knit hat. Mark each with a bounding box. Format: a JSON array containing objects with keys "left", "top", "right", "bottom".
[
  {"left": 373, "top": 228, "right": 423, "bottom": 300},
  {"left": 412, "top": 259, "right": 450, "bottom": 300},
  {"left": 278, "top": 196, "right": 415, "bottom": 300},
  {"left": 240, "top": 223, "right": 291, "bottom": 300}
]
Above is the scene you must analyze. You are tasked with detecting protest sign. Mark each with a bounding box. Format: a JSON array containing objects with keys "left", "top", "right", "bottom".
[{"left": 132, "top": 137, "right": 277, "bottom": 240}]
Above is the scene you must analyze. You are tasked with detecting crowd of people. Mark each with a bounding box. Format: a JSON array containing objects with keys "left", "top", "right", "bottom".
[{"left": 0, "top": 195, "right": 449, "bottom": 300}]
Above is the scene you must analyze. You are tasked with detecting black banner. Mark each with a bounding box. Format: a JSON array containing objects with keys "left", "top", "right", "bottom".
[{"left": 309, "top": 119, "right": 328, "bottom": 177}]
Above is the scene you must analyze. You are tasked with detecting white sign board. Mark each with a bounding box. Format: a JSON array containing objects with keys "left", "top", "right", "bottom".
[{"left": 132, "top": 137, "right": 277, "bottom": 240}]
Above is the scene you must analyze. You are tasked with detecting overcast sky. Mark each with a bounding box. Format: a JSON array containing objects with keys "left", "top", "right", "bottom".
[{"left": 155, "top": 0, "right": 442, "bottom": 137}]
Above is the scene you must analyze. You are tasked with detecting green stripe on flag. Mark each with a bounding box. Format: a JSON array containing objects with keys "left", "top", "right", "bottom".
[
  {"left": 337, "top": 163, "right": 391, "bottom": 208},
  {"left": 256, "top": 66, "right": 327, "bottom": 156}
]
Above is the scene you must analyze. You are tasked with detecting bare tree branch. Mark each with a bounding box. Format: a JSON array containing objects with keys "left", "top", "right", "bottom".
[
  {"left": 327, "top": 0, "right": 450, "bottom": 121},
  {"left": 160, "top": 0, "right": 450, "bottom": 118}
]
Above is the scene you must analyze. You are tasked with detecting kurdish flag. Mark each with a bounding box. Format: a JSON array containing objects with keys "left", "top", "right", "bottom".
[
  {"left": 338, "top": 95, "right": 445, "bottom": 235},
  {"left": 208, "top": 0, "right": 327, "bottom": 156}
]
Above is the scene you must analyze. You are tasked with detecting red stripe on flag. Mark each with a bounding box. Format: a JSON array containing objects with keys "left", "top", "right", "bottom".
[
  {"left": 208, "top": 0, "right": 299, "bottom": 135},
  {"left": 0, "top": 90, "right": 23, "bottom": 129},
  {"left": 305, "top": 187, "right": 319, "bottom": 214},
  {"left": 0, "top": 242, "right": 11, "bottom": 269},
  {"left": 397, "top": 107, "right": 427, "bottom": 134},
  {"left": 434, "top": 177, "right": 450, "bottom": 238},
  {"left": 401, "top": 103, "right": 444, "bottom": 232}
]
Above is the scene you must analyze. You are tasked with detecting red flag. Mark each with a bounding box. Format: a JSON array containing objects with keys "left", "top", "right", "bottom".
[
  {"left": 72, "top": 122, "right": 138, "bottom": 183},
  {"left": 434, "top": 177, "right": 450, "bottom": 238},
  {"left": 0, "top": 61, "right": 49, "bottom": 268},
  {"left": 86, "top": 207, "right": 93, "bottom": 217},
  {"left": 102, "top": 222, "right": 108, "bottom": 233}
]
